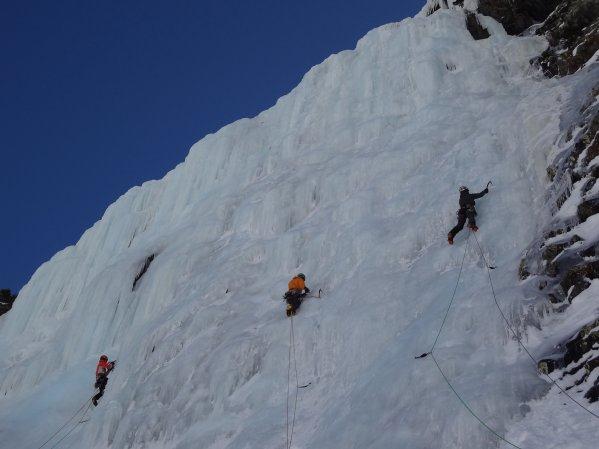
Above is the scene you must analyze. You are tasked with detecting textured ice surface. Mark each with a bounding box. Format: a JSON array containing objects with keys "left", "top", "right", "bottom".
[{"left": 1, "top": 8, "right": 597, "bottom": 449}]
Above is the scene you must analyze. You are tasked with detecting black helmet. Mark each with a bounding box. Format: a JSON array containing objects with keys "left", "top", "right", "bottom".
[
  {"left": 459, "top": 186, "right": 468, "bottom": 192},
  {"left": 100, "top": 354, "right": 108, "bottom": 361},
  {"left": 297, "top": 273, "right": 306, "bottom": 280}
]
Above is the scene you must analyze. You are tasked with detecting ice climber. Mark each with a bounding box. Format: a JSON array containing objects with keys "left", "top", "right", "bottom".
[
  {"left": 447, "top": 183, "right": 490, "bottom": 245},
  {"left": 93, "top": 355, "right": 116, "bottom": 406},
  {"left": 285, "top": 273, "right": 310, "bottom": 317}
]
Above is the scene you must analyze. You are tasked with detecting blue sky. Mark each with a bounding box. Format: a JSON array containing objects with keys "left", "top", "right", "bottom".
[{"left": 1, "top": 1, "right": 423, "bottom": 291}]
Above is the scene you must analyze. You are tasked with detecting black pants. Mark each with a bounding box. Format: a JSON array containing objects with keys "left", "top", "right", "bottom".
[
  {"left": 449, "top": 208, "right": 476, "bottom": 238},
  {"left": 93, "top": 375, "right": 108, "bottom": 403},
  {"left": 286, "top": 292, "right": 305, "bottom": 315}
]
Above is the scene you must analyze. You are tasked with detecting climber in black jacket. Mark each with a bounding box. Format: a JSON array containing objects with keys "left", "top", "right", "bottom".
[{"left": 447, "top": 183, "right": 490, "bottom": 244}]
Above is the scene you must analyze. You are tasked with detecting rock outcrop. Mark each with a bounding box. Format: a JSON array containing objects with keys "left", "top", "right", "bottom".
[
  {"left": 0, "top": 289, "right": 17, "bottom": 317},
  {"left": 511, "top": 0, "right": 599, "bottom": 403},
  {"left": 535, "top": 0, "right": 599, "bottom": 76}
]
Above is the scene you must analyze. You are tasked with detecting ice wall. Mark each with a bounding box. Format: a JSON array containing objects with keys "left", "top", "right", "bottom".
[{"left": 0, "top": 8, "right": 590, "bottom": 449}]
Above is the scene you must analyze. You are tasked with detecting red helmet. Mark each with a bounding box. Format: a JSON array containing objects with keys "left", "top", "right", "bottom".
[{"left": 99, "top": 354, "right": 108, "bottom": 361}]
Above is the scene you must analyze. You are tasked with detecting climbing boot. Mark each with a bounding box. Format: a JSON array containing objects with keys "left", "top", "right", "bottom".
[
  {"left": 468, "top": 224, "right": 478, "bottom": 232},
  {"left": 447, "top": 233, "right": 454, "bottom": 245}
]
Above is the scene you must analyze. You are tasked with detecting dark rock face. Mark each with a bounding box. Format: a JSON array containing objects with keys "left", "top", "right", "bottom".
[
  {"left": 578, "top": 198, "right": 599, "bottom": 222},
  {"left": 521, "top": 85, "right": 599, "bottom": 401},
  {"left": 425, "top": 2, "right": 442, "bottom": 17},
  {"left": 585, "top": 383, "right": 599, "bottom": 402},
  {"left": 0, "top": 289, "right": 17, "bottom": 317},
  {"left": 560, "top": 261, "right": 599, "bottom": 301},
  {"left": 0, "top": 303, "right": 11, "bottom": 316},
  {"left": 542, "top": 243, "right": 567, "bottom": 263},
  {"left": 504, "top": 0, "right": 599, "bottom": 403},
  {"left": 476, "top": 0, "right": 599, "bottom": 76},
  {"left": 426, "top": 0, "right": 561, "bottom": 34},
  {"left": 535, "top": 0, "right": 599, "bottom": 76},
  {"left": 426, "top": 1, "right": 598, "bottom": 75},
  {"left": 563, "top": 320, "right": 599, "bottom": 402},
  {"left": 132, "top": 254, "right": 155, "bottom": 291},
  {"left": 465, "top": 12, "right": 491, "bottom": 40},
  {"left": 532, "top": 93, "right": 599, "bottom": 295},
  {"left": 538, "top": 358, "right": 559, "bottom": 374},
  {"left": 581, "top": 244, "right": 598, "bottom": 258},
  {"left": 519, "top": 258, "right": 531, "bottom": 280},
  {"left": 477, "top": 0, "right": 561, "bottom": 35}
]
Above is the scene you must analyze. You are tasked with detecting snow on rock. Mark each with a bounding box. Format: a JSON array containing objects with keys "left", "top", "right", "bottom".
[
  {"left": 503, "top": 283, "right": 599, "bottom": 449},
  {"left": 535, "top": 0, "right": 599, "bottom": 76},
  {"left": 504, "top": 53, "right": 599, "bottom": 447},
  {"left": 0, "top": 6, "right": 597, "bottom": 449}
]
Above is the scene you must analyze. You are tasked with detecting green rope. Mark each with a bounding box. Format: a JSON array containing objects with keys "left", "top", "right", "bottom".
[
  {"left": 428, "top": 232, "right": 471, "bottom": 355},
  {"left": 430, "top": 353, "right": 524, "bottom": 449},
  {"left": 423, "top": 230, "right": 598, "bottom": 449},
  {"left": 472, "top": 232, "right": 599, "bottom": 420},
  {"left": 423, "top": 231, "right": 525, "bottom": 449}
]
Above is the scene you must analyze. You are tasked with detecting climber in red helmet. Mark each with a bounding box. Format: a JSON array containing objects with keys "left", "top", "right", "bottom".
[{"left": 92, "top": 354, "right": 116, "bottom": 406}]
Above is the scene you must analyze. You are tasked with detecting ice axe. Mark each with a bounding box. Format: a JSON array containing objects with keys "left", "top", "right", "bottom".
[
  {"left": 486, "top": 180, "right": 492, "bottom": 189},
  {"left": 307, "top": 289, "right": 323, "bottom": 299}
]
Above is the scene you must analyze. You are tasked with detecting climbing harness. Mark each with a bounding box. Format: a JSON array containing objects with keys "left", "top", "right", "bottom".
[
  {"left": 36, "top": 396, "right": 93, "bottom": 449},
  {"left": 472, "top": 232, "right": 599, "bottom": 420}
]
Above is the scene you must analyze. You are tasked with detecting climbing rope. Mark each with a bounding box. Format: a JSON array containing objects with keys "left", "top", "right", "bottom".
[
  {"left": 286, "top": 318, "right": 291, "bottom": 448},
  {"left": 472, "top": 231, "right": 599, "bottom": 420},
  {"left": 286, "top": 316, "right": 291, "bottom": 449},
  {"left": 289, "top": 316, "right": 300, "bottom": 449},
  {"left": 415, "top": 232, "right": 470, "bottom": 359},
  {"left": 48, "top": 400, "right": 93, "bottom": 449},
  {"left": 36, "top": 396, "right": 93, "bottom": 449},
  {"left": 419, "top": 231, "right": 526, "bottom": 449},
  {"left": 431, "top": 233, "right": 471, "bottom": 354},
  {"left": 285, "top": 315, "right": 300, "bottom": 449},
  {"left": 421, "top": 229, "right": 598, "bottom": 449},
  {"left": 430, "top": 353, "right": 524, "bottom": 449}
]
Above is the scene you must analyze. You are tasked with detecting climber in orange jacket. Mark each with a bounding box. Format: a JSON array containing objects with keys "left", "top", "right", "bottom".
[{"left": 285, "top": 273, "right": 310, "bottom": 317}]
